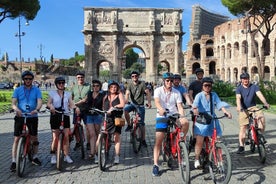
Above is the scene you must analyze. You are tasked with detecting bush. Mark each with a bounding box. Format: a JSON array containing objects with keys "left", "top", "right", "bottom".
[
  {"left": 258, "top": 81, "right": 276, "bottom": 105},
  {"left": 212, "top": 81, "right": 235, "bottom": 97}
]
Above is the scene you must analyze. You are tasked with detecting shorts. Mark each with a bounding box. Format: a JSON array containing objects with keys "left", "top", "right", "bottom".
[
  {"left": 238, "top": 106, "right": 264, "bottom": 126},
  {"left": 14, "top": 116, "right": 38, "bottom": 136},
  {"left": 155, "top": 117, "right": 169, "bottom": 132},
  {"left": 50, "top": 114, "right": 70, "bottom": 129},
  {"left": 124, "top": 103, "right": 145, "bottom": 125},
  {"left": 86, "top": 114, "right": 103, "bottom": 124}
]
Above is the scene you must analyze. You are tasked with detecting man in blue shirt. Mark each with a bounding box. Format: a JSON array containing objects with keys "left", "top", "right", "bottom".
[
  {"left": 236, "top": 73, "right": 270, "bottom": 154},
  {"left": 173, "top": 74, "right": 192, "bottom": 106},
  {"left": 10, "top": 71, "right": 43, "bottom": 172}
]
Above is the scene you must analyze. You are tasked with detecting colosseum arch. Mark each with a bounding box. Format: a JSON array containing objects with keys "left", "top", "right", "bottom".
[{"left": 82, "top": 7, "right": 184, "bottom": 82}]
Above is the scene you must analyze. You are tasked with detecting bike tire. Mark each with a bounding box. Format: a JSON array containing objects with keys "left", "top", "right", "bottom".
[
  {"left": 57, "top": 133, "right": 63, "bottom": 171},
  {"left": 209, "top": 142, "right": 232, "bottom": 184},
  {"left": 16, "top": 137, "right": 27, "bottom": 177},
  {"left": 78, "top": 126, "right": 85, "bottom": 159},
  {"left": 98, "top": 134, "right": 107, "bottom": 171},
  {"left": 132, "top": 124, "right": 142, "bottom": 153},
  {"left": 250, "top": 140, "right": 256, "bottom": 153},
  {"left": 27, "top": 143, "right": 34, "bottom": 162},
  {"left": 257, "top": 131, "right": 266, "bottom": 164},
  {"left": 178, "top": 141, "right": 190, "bottom": 184}
]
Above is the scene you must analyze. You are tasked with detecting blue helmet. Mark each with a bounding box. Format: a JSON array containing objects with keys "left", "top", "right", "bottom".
[
  {"left": 162, "top": 72, "right": 174, "bottom": 79},
  {"left": 174, "top": 74, "right": 181, "bottom": 80},
  {"left": 108, "top": 80, "right": 119, "bottom": 88}
]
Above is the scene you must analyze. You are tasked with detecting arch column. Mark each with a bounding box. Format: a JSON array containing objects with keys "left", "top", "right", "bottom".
[
  {"left": 174, "top": 35, "right": 180, "bottom": 73},
  {"left": 146, "top": 35, "right": 155, "bottom": 82},
  {"left": 112, "top": 35, "right": 119, "bottom": 81}
]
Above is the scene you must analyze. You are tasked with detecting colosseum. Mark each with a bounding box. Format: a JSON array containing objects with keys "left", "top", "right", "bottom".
[{"left": 185, "top": 5, "right": 276, "bottom": 84}]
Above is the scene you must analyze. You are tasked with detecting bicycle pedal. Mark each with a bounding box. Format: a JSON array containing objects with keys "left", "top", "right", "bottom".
[{"left": 245, "top": 141, "right": 250, "bottom": 145}]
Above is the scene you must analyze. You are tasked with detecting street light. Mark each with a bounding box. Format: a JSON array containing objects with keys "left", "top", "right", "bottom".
[{"left": 15, "top": 16, "right": 29, "bottom": 83}]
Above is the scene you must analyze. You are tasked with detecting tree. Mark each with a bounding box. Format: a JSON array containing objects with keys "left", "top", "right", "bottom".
[
  {"left": 50, "top": 54, "right": 54, "bottom": 63},
  {"left": 221, "top": 0, "right": 276, "bottom": 79},
  {"left": 0, "top": 0, "right": 40, "bottom": 23},
  {"left": 125, "top": 48, "right": 139, "bottom": 68}
]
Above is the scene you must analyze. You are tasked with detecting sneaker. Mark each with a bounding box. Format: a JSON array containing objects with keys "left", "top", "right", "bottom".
[
  {"left": 73, "top": 143, "right": 80, "bottom": 151},
  {"left": 87, "top": 143, "right": 90, "bottom": 151},
  {"left": 114, "top": 155, "right": 120, "bottom": 164},
  {"left": 236, "top": 146, "right": 245, "bottom": 154},
  {"left": 125, "top": 125, "right": 132, "bottom": 132},
  {"left": 10, "top": 162, "right": 16, "bottom": 172},
  {"left": 64, "top": 155, "right": 73, "bottom": 163},
  {"left": 194, "top": 159, "right": 200, "bottom": 169},
  {"left": 51, "top": 155, "right": 57, "bottom": 164},
  {"left": 152, "top": 165, "right": 159, "bottom": 176},
  {"left": 142, "top": 140, "right": 148, "bottom": 148},
  {"left": 32, "top": 158, "right": 42, "bottom": 166},
  {"left": 94, "top": 155, "right": 98, "bottom": 164}
]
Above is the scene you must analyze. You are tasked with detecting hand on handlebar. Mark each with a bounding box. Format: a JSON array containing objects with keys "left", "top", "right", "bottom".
[{"left": 224, "top": 112, "right": 232, "bottom": 119}]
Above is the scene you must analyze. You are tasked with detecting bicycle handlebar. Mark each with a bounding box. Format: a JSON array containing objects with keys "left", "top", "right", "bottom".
[
  {"left": 89, "top": 107, "right": 123, "bottom": 114},
  {"left": 246, "top": 106, "right": 268, "bottom": 113}
]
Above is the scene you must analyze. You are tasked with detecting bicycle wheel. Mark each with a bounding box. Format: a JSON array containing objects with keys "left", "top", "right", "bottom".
[
  {"left": 257, "top": 131, "right": 266, "bottom": 164},
  {"left": 162, "top": 138, "right": 173, "bottom": 168},
  {"left": 132, "top": 124, "right": 142, "bottom": 153},
  {"left": 98, "top": 133, "right": 108, "bottom": 171},
  {"left": 78, "top": 126, "right": 85, "bottom": 159},
  {"left": 57, "top": 133, "right": 64, "bottom": 171},
  {"left": 16, "top": 137, "right": 27, "bottom": 177},
  {"left": 209, "top": 142, "right": 232, "bottom": 184},
  {"left": 178, "top": 141, "right": 190, "bottom": 184}
]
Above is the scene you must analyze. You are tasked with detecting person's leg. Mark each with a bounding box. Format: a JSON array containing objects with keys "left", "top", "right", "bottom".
[
  {"left": 194, "top": 135, "right": 204, "bottom": 168},
  {"left": 153, "top": 132, "right": 165, "bottom": 166},
  {"left": 124, "top": 104, "right": 134, "bottom": 131}
]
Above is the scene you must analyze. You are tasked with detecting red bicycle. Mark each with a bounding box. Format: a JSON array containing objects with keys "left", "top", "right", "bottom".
[
  {"left": 16, "top": 113, "right": 35, "bottom": 177},
  {"left": 162, "top": 112, "right": 190, "bottom": 184},
  {"left": 245, "top": 106, "right": 268, "bottom": 163},
  {"left": 195, "top": 113, "right": 232, "bottom": 184},
  {"left": 70, "top": 116, "right": 85, "bottom": 159},
  {"left": 129, "top": 103, "right": 143, "bottom": 153}
]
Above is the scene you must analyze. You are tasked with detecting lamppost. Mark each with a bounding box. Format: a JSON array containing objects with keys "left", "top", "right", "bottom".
[{"left": 15, "top": 16, "right": 29, "bottom": 82}]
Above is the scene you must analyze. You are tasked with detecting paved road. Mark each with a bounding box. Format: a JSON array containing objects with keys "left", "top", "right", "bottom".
[{"left": 1, "top": 103, "right": 276, "bottom": 184}]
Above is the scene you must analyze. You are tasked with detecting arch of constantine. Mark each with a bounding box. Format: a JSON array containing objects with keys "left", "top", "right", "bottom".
[{"left": 82, "top": 7, "right": 185, "bottom": 82}]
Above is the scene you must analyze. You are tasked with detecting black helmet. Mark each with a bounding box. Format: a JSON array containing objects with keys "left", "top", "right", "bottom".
[
  {"left": 108, "top": 80, "right": 119, "bottom": 88},
  {"left": 240, "top": 73, "right": 250, "bottom": 79},
  {"left": 54, "top": 76, "right": 65, "bottom": 85},
  {"left": 162, "top": 72, "right": 174, "bottom": 79},
  {"left": 195, "top": 68, "right": 204, "bottom": 75},
  {"left": 202, "top": 77, "right": 213, "bottom": 84},
  {"left": 75, "top": 71, "right": 85, "bottom": 76},
  {"left": 21, "top": 70, "right": 34, "bottom": 79},
  {"left": 92, "top": 79, "right": 102, "bottom": 87},
  {"left": 174, "top": 74, "right": 181, "bottom": 80},
  {"left": 130, "top": 71, "right": 140, "bottom": 76}
]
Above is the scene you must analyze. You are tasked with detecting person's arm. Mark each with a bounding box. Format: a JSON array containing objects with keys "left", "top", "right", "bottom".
[
  {"left": 188, "top": 89, "right": 194, "bottom": 103},
  {"left": 69, "top": 96, "right": 80, "bottom": 115},
  {"left": 256, "top": 91, "right": 270, "bottom": 108},
  {"left": 154, "top": 97, "right": 165, "bottom": 116},
  {"left": 176, "top": 102, "right": 185, "bottom": 117},
  {"left": 115, "top": 92, "right": 125, "bottom": 108},
  {"left": 125, "top": 89, "right": 130, "bottom": 103},
  {"left": 221, "top": 107, "right": 232, "bottom": 119},
  {"left": 236, "top": 94, "right": 242, "bottom": 112},
  {"left": 184, "top": 93, "right": 192, "bottom": 106}
]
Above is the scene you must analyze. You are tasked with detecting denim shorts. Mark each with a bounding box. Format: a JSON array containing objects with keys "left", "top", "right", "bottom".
[
  {"left": 124, "top": 103, "right": 145, "bottom": 125},
  {"left": 86, "top": 114, "right": 103, "bottom": 124}
]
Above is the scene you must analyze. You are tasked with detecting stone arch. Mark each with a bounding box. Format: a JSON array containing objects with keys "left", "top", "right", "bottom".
[
  {"left": 206, "top": 39, "right": 214, "bottom": 45},
  {"left": 83, "top": 8, "right": 184, "bottom": 82},
  {"left": 251, "top": 40, "right": 259, "bottom": 58},
  {"left": 206, "top": 48, "right": 214, "bottom": 57},
  {"left": 192, "top": 62, "right": 201, "bottom": 74},
  {"left": 158, "top": 60, "right": 171, "bottom": 75},
  {"left": 209, "top": 61, "right": 216, "bottom": 75},
  {"left": 233, "top": 67, "right": 238, "bottom": 82},
  {"left": 96, "top": 60, "right": 113, "bottom": 80},
  {"left": 221, "top": 45, "right": 225, "bottom": 59},
  {"left": 192, "top": 43, "right": 201, "bottom": 59},
  {"left": 242, "top": 40, "right": 248, "bottom": 55},
  {"left": 233, "top": 42, "right": 239, "bottom": 57},
  {"left": 264, "top": 66, "right": 270, "bottom": 81},
  {"left": 227, "top": 43, "right": 232, "bottom": 59}
]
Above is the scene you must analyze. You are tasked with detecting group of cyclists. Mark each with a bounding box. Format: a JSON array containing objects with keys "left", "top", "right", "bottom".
[{"left": 9, "top": 68, "right": 270, "bottom": 181}]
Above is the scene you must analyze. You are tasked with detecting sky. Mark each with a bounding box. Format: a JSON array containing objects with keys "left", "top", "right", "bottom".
[{"left": 0, "top": 0, "right": 236, "bottom": 62}]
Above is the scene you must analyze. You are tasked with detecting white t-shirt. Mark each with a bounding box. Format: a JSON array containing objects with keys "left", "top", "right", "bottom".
[
  {"left": 48, "top": 90, "right": 72, "bottom": 114},
  {"left": 154, "top": 86, "right": 182, "bottom": 117},
  {"left": 102, "top": 82, "right": 108, "bottom": 91}
]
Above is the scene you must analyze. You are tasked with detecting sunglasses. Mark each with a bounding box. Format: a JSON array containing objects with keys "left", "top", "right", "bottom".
[
  {"left": 58, "top": 82, "right": 65, "bottom": 85},
  {"left": 23, "top": 78, "right": 33, "bottom": 81},
  {"left": 165, "top": 79, "right": 174, "bottom": 82},
  {"left": 93, "top": 84, "right": 100, "bottom": 87},
  {"left": 131, "top": 75, "right": 138, "bottom": 78},
  {"left": 203, "top": 84, "right": 212, "bottom": 87}
]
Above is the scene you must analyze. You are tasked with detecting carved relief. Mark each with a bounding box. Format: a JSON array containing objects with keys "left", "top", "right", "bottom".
[
  {"left": 159, "top": 43, "right": 174, "bottom": 54},
  {"left": 164, "top": 15, "right": 173, "bottom": 25},
  {"left": 99, "top": 43, "right": 113, "bottom": 54},
  {"left": 87, "top": 12, "right": 92, "bottom": 24},
  {"left": 85, "top": 35, "right": 92, "bottom": 45}
]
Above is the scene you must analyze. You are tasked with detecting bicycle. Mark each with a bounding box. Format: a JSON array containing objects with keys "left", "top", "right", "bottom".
[
  {"left": 245, "top": 106, "right": 268, "bottom": 163},
  {"left": 90, "top": 107, "right": 122, "bottom": 171},
  {"left": 129, "top": 103, "right": 143, "bottom": 153},
  {"left": 161, "top": 112, "right": 190, "bottom": 184},
  {"left": 16, "top": 112, "right": 35, "bottom": 177},
  {"left": 195, "top": 113, "right": 232, "bottom": 184},
  {"left": 70, "top": 116, "right": 85, "bottom": 159}
]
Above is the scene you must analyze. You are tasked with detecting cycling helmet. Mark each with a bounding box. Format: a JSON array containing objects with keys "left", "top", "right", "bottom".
[
  {"left": 130, "top": 70, "right": 140, "bottom": 76},
  {"left": 21, "top": 70, "right": 34, "bottom": 79},
  {"left": 92, "top": 79, "right": 102, "bottom": 87},
  {"left": 75, "top": 71, "right": 85, "bottom": 76},
  {"left": 195, "top": 68, "right": 204, "bottom": 75},
  {"left": 162, "top": 72, "right": 174, "bottom": 79},
  {"left": 202, "top": 77, "right": 213, "bottom": 84},
  {"left": 54, "top": 76, "right": 66, "bottom": 85},
  {"left": 108, "top": 80, "right": 119, "bottom": 88},
  {"left": 240, "top": 73, "right": 250, "bottom": 79},
  {"left": 174, "top": 74, "right": 181, "bottom": 80}
]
